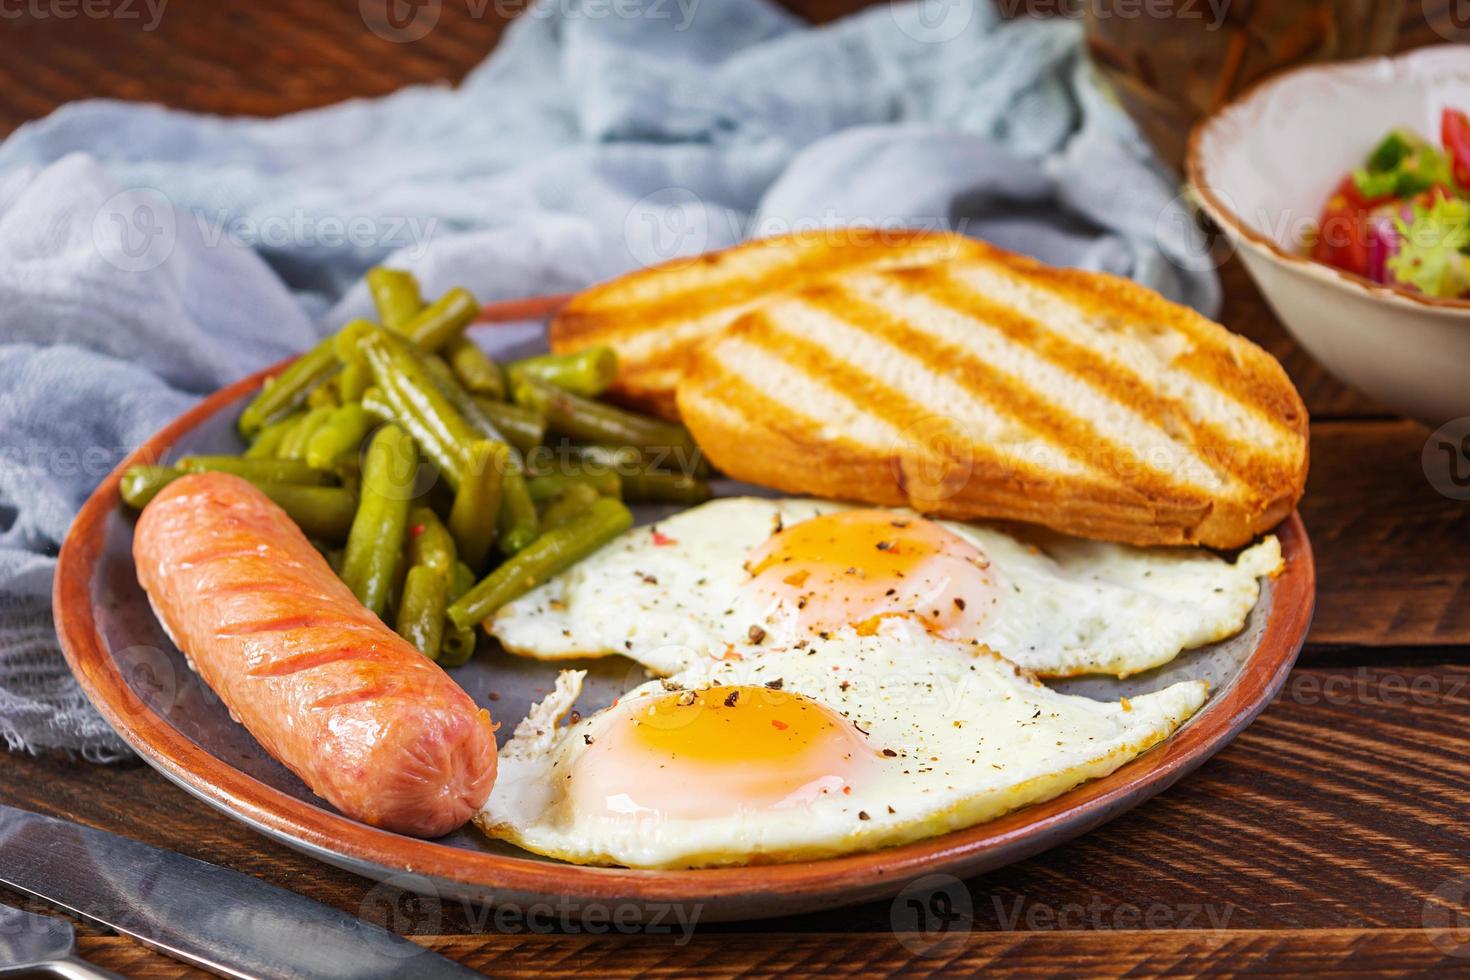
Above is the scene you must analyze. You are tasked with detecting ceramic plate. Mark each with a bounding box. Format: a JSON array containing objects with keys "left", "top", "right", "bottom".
[{"left": 55, "top": 296, "right": 1315, "bottom": 922}]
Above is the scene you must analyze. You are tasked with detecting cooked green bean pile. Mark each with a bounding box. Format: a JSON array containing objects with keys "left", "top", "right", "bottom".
[{"left": 119, "top": 269, "right": 712, "bottom": 665}]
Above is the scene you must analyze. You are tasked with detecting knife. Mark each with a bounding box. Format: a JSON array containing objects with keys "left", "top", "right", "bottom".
[{"left": 0, "top": 804, "right": 483, "bottom": 979}]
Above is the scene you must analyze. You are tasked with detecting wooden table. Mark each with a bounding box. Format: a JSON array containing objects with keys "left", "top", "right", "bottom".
[{"left": 5, "top": 2, "right": 1470, "bottom": 975}]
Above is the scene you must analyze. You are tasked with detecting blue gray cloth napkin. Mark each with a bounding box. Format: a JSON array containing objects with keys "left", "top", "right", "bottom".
[{"left": 0, "top": 0, "right": 1217, "bottom": 761}]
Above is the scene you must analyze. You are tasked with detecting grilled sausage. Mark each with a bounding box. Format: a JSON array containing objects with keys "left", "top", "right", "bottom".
[{"left": 133, "top": 472, "right": 497, "bottom": 837}]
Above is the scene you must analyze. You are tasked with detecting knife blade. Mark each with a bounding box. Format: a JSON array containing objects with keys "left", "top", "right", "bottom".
[{"left": 0, "top": 804, "right": 483, "bottom": 979}]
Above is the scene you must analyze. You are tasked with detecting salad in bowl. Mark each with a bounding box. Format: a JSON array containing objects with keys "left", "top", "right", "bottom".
[{"left": 1310, "top": 109, "right": 1470, "bottom": 299}]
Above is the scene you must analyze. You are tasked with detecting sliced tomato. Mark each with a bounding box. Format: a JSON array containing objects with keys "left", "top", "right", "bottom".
[
  {"left": 1441, "top": 108, "right": 1470, "bottom": 188},
  {"left": 1312, "top": 176, "right": 1375, "bottom": 278},
  {"left": 1338, "top": 173, "right": 1395, "bottom": 210}
]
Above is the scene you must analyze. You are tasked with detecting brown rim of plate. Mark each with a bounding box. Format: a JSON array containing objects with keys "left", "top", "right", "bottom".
[
  {"left": 54, "top": 295, "right": 1316, "bottom": 904},
  {"left": 1185, "top": 46, "right": 1470, "bottom": 315}
]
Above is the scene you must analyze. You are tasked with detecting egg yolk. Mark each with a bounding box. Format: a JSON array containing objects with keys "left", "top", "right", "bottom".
[
  {"left": 739, "top": 509, "right": 997, "bottom": 644},
  {"left": 567, "top": 685, "right": 874, "bottom": 821}
]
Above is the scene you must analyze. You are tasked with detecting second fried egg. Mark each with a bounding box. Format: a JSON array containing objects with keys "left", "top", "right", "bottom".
[{"left": 490, "top": 497, "right": 1282, "bottom": 678}]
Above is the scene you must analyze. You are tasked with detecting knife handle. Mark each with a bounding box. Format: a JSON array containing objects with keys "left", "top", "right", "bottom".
[{"left": 38, "top": 956, "right": 128, "bottom": 980}]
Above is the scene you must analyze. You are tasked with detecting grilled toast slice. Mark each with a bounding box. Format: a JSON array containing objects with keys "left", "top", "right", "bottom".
[
  {"left": 676, "top": 245, "right": 1308, "bottom": 549},
  {"left": 549, "top": 229, "right": 986, "bottom": 420}
]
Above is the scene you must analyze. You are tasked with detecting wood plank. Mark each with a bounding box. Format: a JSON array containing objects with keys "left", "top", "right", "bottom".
[
  {"left": 5, "top": 663, "right": 1468, "bottom": 975},
  {"left": 70, "top": 929, "right": 1470, "bottom": 977},
  {"left": 1302, "top": 420, "right": 1470, "bottom": 646},
  {"left": 0, "top": 0, "right": 519, "bottom": 134},
  {"left": 0, "top": 0, "right": 896, "bottom": 135}
]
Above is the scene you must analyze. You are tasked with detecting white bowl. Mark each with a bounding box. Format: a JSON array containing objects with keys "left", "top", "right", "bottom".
[{"left": 1187, "top": 45, "right": 1470, "bottom": 427}]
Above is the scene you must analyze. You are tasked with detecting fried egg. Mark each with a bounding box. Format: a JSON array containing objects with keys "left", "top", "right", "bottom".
[
  {"left": 491, "top": 497, "right": 1282, "bottom": 678},
  {"left": 475, "top": 621, "right": 1208, "bottom": 868}
]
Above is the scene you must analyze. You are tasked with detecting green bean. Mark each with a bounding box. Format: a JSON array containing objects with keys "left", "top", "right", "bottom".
[
  {"left": 360, "top": 387, "right": 391, "bottom": 422},
  {"left": 177, "top": 456, "right": 333, "bottom": 486},
  {"left": 619, "top": 470, "right": 712, "bottom": 505},
  {"left": 341, "top": 425, "right": 417, "bottom": 617},
  {"left": 496, "top": 463, "right": 538, "bottom": 556},
  {"left": 239, "top": 335, "right": 340, "bottom": 437},
  {"left": 118, "top": 465, "right": 355, "bottom": 540},
  {"left": 360, "top": 333, "right": 542, "bottom": 558},
  {"left": 120, "top": 466, "right": 183, "bottom": 509},
  {"left": 538, "top": 482, "right": 600, "bottom": 532},
  {"left": 546, "top": 443, "right": 639, "bottom": 476},
  {"left": 396, "top": 565, "right": 448, "bottom": 659},
  {"left": 244, "top": 412, "right": 304, "bottom": 460},
  {"left": 334, "top": 319, "right": 381, "bottom": 367},
  {"left": 508, "top": 346, "right": 617, "bottom": 398},
  {"left": 254, "top": 484, "right": 358, "bottom": 542},
  {"left": 448, "top": 497, "right": 633, "bottom": 628},
  {"left": 420, "top": 361, "right": 540, "bottom": 549},
  {"left": 362, "top": 384, "right": 461, "bottom": 489},
  {"left": 562, "top": 441, "right": 712, "bottom": 480},
  {"left": 337, "top": 360, "right": 372, "bottom": 403},
  {"left": 445, "top": 337, "right": 506, "bottom": 400},
  {"left": 337, "top": 457, "right": 362, "bottom": 497},
  {"left": 361, "top": 334, "right": 480, "bottom": 469},
  {"left": 366, "top": 267, "right": 423, "bottom": 333},
  {"left": 305, "top": 382, "right": 339, "bottom": 410},
  {"left": 448, "top": 440, "right": 506, "bottom": 572},
  {"left": 276, "top": 405, "right": 335, "bottom": 462},
  {"left": 402, "top": 287, "right": 478, "bottom": 352},
  {"left": 437, "top": 562, "right": 478, "bottom": 667},
  {"left": 421, "top": 352, "right": 514, "bottom": 448},
  {"left": 512, "top": 376, "right": 699, "bottom": 457},
  {"left": 304, "top": 403, "right": 374, "bottom": 471},
  {"left": 472, "top": 399, "right": 546, "bottom": 455},
  {"left": 438, "top": 627, "right": 477, "bottom": 667},
  {"left": 364, "top": 339, "right": 543, "bottom": 559},
  {"left": 525, "top": 470, "right": 621, "bottom": 502},
  {"left": 408, "top": 505, "right": 457, "bottom": 574},
  {"left": 452, "top": 561, "right": 475, "bottom": 598}
]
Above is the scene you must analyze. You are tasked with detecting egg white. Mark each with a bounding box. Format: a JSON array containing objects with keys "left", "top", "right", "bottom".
[
  {"left": 475, "top": 621, "right": 1209, "bottom": 869},
  {"left": 490, "top": 497, "right": 1282, "bottom": 678}
]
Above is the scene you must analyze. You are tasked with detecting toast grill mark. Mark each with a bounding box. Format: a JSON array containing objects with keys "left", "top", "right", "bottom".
[
  {"left": 864, "top": 270, "right": 1234, "bottom": 499},
  {"left": 1008, "top": 257, "right": 1305, "bottom": 432},
  {"left": 731, "top": 306, "right": 1141, "bottom": 507},
  {"left": 937, "top": 259, "right": 1302, "bottom": 457},
  {"left": 691, "top": 357, "right": 886, "bottom": 459},
  {"left": 884, "top": 263, "right": 1302, "bottom": 502},
  {"left": 765, "top": 280, "right": 1233, "bottom": 517},
  {"left": 778, "top": 287, "right": 1216, "bottom": 514}
]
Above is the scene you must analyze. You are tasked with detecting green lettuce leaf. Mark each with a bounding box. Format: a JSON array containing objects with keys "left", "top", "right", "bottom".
[{"left": 1388, "top": 196, "right": 1470, "bottom": 297}]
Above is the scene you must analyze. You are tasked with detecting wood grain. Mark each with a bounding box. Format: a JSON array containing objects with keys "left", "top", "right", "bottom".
[
  {"left": 6, "top": 663, "right": 1469, "bottom": 974},
  {"left": 1302, "top": 420, "right": 1470, "bottom": 647},
  {"left": 67, "top": 930, "right": 1470, "bottom": 977},
  {"left": 0, "top": 0, "right": 1446, "bottom": 140},
  {"left": 0, "top": 0, "right": 896, "bottom": 136}
]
